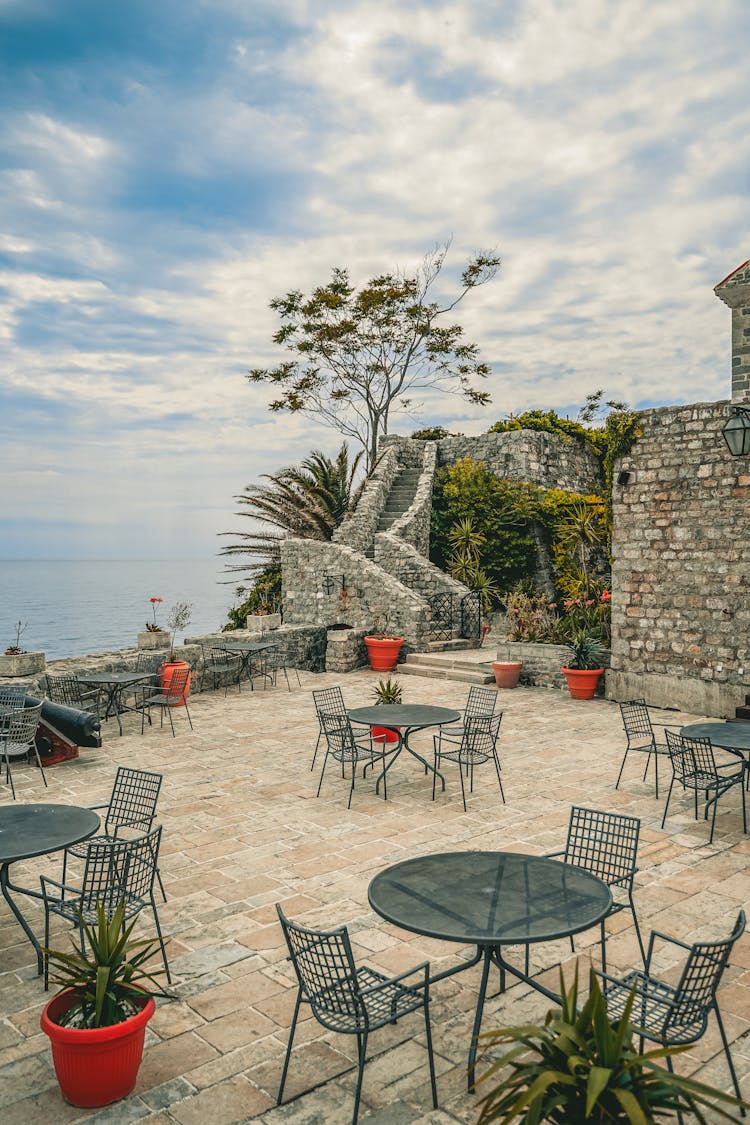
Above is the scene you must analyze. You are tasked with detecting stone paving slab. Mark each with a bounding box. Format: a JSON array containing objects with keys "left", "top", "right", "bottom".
[{"left": 1, "top": 671, "right": 749, "bottom": 1122}]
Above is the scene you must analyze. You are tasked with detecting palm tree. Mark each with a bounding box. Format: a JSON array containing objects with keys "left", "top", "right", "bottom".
[{"left": 220, "top": 444, "right": 365, "bottom": 578}]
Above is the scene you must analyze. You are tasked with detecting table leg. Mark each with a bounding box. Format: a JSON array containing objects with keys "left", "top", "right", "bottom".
[
  {"left": 373, "top": 727, "right": 446, "bottom": 795},
  {"left": 0, "top": 863, "right": 43, "bottom": 975}
]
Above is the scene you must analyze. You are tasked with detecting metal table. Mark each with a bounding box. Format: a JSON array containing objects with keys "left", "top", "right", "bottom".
[
  {"left": 680, "top": 722, "right": 750, "bottom": 759},
  {"left": 219, "top": 640, "right": 278, "bottom": 688},
  {"left": 369, "top": 851, "right": 612, "bottom": 1089},
  {"left": 77, "top": 670, "right": 154, "bottom": 735},
  {"left": 348, "top": 704, "right": 461, "bottom": 794},
  {"left": 0, "top": 803, "right": 100, "bottom": 973}
]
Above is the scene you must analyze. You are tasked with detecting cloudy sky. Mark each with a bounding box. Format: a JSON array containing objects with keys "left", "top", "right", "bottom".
[{"left": 2, "top": 0, "right": 749, "bottom": 560}]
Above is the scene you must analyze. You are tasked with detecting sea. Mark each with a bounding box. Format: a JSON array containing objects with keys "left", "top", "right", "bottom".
[{"left": 0, "top": 560, "right": 237, "bottom": 661}]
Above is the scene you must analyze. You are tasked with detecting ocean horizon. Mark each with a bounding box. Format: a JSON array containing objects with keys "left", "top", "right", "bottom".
[{"left": 0, "top": 559, "right": 237, "bottom": 661}]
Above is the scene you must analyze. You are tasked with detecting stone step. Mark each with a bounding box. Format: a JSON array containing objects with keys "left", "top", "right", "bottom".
[
  {"left": 424, "top": 639, "right": 475, "bottom": 653},
  {"left": 405, "top": 651, "right": 492, "bottom": 671},
  {"left": 400, "top": 664, "right": 495, "bottom": 684}
]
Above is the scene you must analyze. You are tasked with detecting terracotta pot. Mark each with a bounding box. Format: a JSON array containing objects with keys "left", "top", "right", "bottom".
[
  {"left": 41, "top": 990, "right": 155, "bottom": 1108},
  {"left": 364, "top": 636, "right": 404, "bottom": 672},
  {"left": 158, "top": 660, "right": 191, "bottom": 706},
  {"left": 561, "top": 667, "right": 604, "bottom": 700},
  {"left": 492, "top": 661, "right": 523, "bottom": 689},
  {"left": 371, "top": 725, "right": 400, "bottom": 744}
]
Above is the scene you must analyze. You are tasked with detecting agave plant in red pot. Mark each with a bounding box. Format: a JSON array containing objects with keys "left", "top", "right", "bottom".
[
  {"left": 370, "top": 675, "right": 402, "bottom": 743},
  {"left": 41, "top": 901, "right": 171, "bottom": 1108},
  {"left": 561, "top": 629, "right": 605, "bottom": 700},
  {"left": 159, "top": 600, "right": 193, "bottom": 704},
  {"left": 364, "top": 612, "right": 404, "bottom": 672}
]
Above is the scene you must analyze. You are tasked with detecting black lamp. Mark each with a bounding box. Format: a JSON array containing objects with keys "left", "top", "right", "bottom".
[{"left": 721, "top": 404, "right": 750, "bottom": 457}]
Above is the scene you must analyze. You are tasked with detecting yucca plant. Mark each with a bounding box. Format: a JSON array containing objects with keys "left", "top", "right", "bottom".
[
  {"left": 45, "top": 901, "right": 171, "bottom": 1029},
  {"left": 476, "top": 966, "right": 748, "bottom": 1123},
  {"left": 371, "top": 676, "right": 403, "bottom": 705},
  {"left": 564, "top": 628, "right": 605, "bottom": 671}
]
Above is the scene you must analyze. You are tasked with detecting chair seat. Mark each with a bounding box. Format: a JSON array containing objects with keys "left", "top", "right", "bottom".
[
  {"left": 312, "top": 964, "right": 427, "bottom": 1034},
  {"left": 47, "top": 891, "right": 147, "bottom": 928},
  {"left": 2, "top": 739, "right": 36, "bottom": 759},
  {"left": 329, "top": 740, "right": 383, "bottom": 767},
  {"left": 604, "top": 969, "right": 707, "bottom": 1044},
  {"left": 438, "top": 746, "right": 491, "bottom": 766}
]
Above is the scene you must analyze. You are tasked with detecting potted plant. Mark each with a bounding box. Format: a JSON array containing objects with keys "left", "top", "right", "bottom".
[
  {"left": 40, "top": 901, "right": 171, "bottom": 1109},
  {"left": 370, "top": 676, "right": 402, "bottom": 744},
  {"left": 491, "top": 660, "right": 523, "bottom": 689},
  {"left": 138, "top": 597, "right": 169, "bottom": 650},
  {"left": 159, "top": 601, "right": 193, "bottom": 702},
  {"left": 0, "top": 619, "right": 45, "bottom": 676},
  {"left": 364, "top": 613, "right": 404, "bottom": 672},
  {"left": 560, "top": 629, "right": 605, "bottom": 699},
  {"left": 476, "top": 966, "right": 747, "bottom": 1122}
]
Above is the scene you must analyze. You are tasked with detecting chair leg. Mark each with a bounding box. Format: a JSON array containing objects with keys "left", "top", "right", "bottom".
[
  {"left": 741, "top": 778, "right": 747, "bottom": 835},
  {"left": 347, "top": 761, "right": 357, "bottom": 810},
  {"left": 709, "top": 792, "right": 719, "bottom": 844},
  {"left": 277, "top": 990, "right": 302, "bottom": 1105},
  {"left": 184, "top": 700, "right": 193, "bottom": 731},
  {"left": 156, "top": 866, "right": 167, "bottom": 903},
  {"left": 615, "top": 747, "right": 629, "bottom": 789},
  {"left": 629, "top": 891, "right": 646, "bottom": 965},
  {"left": 714, "top": 1002, "right": 745, "bottom": 1114},
  {"left": 33, "top": 743, "right": 48, "bottom": 787},
  {"left": 423, "top": 982, "right": 438, "bottom": 1109},
  {"left": 43, "top": 904, "right": 50, "bottom": 990},
  {"left": 5, "top": 755, "right": 15, "bottom": 800},
  {"left": 166, "top": 705, "right": 175, "bottom": 737},
  {"left": 492, "top": 749, "right": 505, "bottom": 803},
  {"left": 150, "top": 898, "right": 172, "bottom": 984},
  {"left": 661, "top": 776, "right": 675, "bottom": 829},
  {"left": 458, "top": 760, "right": 467, "bottom": 813},
  {"left": 600, "top": 918, "right": 607, "bottom": 976},
  {"left": 352, "top": 1028, "right": 368, "bottom": 1125},
  {"left": 316, "top": 750, "right": 331, "bottom": 798},
  {"left": 665, "top": 1053, "right": 685, "bottom": 1125},
  {"left": 311, "top": 730, "right": 322, "bottom": 771}
]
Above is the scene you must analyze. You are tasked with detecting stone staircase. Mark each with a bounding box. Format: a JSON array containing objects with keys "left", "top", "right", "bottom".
[
  {"left": 735, "top": 694, "right": 750, "bottom": 721},
  {"left": 400, "top": 649, "right": 496, "bottom": 684},
  {"left": 377, "top": 467, "right": 422, "bottom": 531}
]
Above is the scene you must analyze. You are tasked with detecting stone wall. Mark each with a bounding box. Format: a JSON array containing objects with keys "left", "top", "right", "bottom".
[
  {"left": 374, "top": 531, "right": 470, "bottom": 611},
  {"left": 436, "top": 429, "right": 603, "bottom": 494},
  {"left": 715, "top": 260, "right": 750, "bottom": 403},
  {"left": 608, "top": 400, "right": 750, "bottom": 716}
]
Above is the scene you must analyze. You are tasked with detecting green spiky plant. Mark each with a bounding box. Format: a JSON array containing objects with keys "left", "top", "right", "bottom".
[
  {"left": 371, "top": 677, "right": 403, "bottom": 705},
  {"left": 476, "top": 967, "right": 748, "bottom": 1124},
  {"left": 45, "top": 901, "right": 171, "bottom": 1029},
  {"left": 564, "top": 629, "right": 605, "bottom": 671}
]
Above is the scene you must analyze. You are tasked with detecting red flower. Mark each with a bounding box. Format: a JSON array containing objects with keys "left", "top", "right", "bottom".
[
  {"left": 150, "top": 597, "right": 163, "bottom": 604},
  {"left": 600, "top": 590, "right": 611, "bottom": 602}
]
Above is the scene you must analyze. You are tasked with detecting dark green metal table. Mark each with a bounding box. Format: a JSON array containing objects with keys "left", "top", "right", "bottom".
[
  {"left": 369, "top": 851, "right": 612, "bottom": 1089},
  {"left": 348, "top": 703, "right": 461, "bottom": 795}
]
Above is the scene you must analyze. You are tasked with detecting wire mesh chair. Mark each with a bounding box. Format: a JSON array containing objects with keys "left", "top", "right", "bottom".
[
  {"left": 616, "top": 698, "right": 679, "bottom": 798},
  {"left": 136, "top": 666, "right": 193, "bottom": 737},
  {"left": 316, "top": 712, "right": 391, "bottom": 808},
  {"left": 599, "top": 911, "right": 746, "bottom": 1117},
  {"left": 62, "top": 766, "right": 165, "bottom": 899},
  {"left": 432, "top": 712, "right": 504, "bottom": 812},
  {"left": 276, "top": 904, "right": 437, "bottom": 1125},
  {"left": 261, "top": 646, "right": 301, "bottom": 692},
  {"left": 0, "top": 685, "right": 30, "bottom": 712},
  {"left": 0, "top": 702, "right": 45, "bottom": 800},
  {"left": 544, "top": 806, "right": 644, "bottom": 975},
  {"left": 41, "top": 825, "right": 171, "bottom": 988},
  {"left": 205, "top": 647, "right": 243, "bottom": 696},
  {"left": 45, "top": 673, "right": 100, "bottom": 718},
  {"left": 436, "top": 685, "right": 498, "bottom": 745},
  {"left": 663, "top": 730, "right": 746, "bottom": 843},
  {"left": 311, "top": 686, "right": 347, "bottom": 770}
]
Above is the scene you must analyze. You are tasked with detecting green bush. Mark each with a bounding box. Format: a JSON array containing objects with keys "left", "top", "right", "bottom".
[{"left": 224, "top": 567, "right": 281, "bottom": 631}]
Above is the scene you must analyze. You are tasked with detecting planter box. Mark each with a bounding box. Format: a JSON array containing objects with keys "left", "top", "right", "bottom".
[
  {"left": 137, "top": 631, "right": 170, "bottom": 651},
  {"left": 245, "top": 613, "right": 281, "bottom": 633},
  {"left": 0, "top": 651, "right": 45, "bottom": 676}
]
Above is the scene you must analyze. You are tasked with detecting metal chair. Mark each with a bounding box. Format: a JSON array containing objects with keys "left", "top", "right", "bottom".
[
  {"left": 438, "top": 685, "right": 497, "bottom": 743},
  {"left": 0, "top": 702, "right": 45, "bottom": 800},
  {"left": 136, "top": 666, "right": 193, "bottom": 737},
  {"left": 545, "top": 806, "right": 644, "bottom": 975},
  {"left": 276, "top": 904, "right": 437, "bottom": 1125},
  {"left": 599, "top": 911, "right": 746, "bottom": 1117},
  {"left": 663, "top": 730, "right": 746, "bottom": 843},
  {"left": 311, "top": 686, "right": 347, "bottom": 770},
  {"left": 262, "top": 646, "right": 301, "bottom": 692},
  {"left": 0, "top": 685, "right": 29, "bottom": 712},
  {"left": 62, "top": 766, "right": 165, "bottom": 900},
  {"left": 41, "top": 826, "right": 171, "bottom": 987},
  {"left": 206, "top": 647, "right": 243, "bottom": 696},
  {"left": 616, "top": 698, "right": 678, "bottom": 798},
  {"left": 316, "top": 712, "right": 390, "bottom": 808},
  {"left": 432, "top": 712, "right": 504, "bottom": 812},
  {"left": 45, "top": 673, "right": 100, "bottom": 718}
]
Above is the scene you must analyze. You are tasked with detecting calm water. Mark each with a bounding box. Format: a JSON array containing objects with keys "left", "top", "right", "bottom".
[{"left": 0, "top": 560, "right": 236, "bottom": 660}]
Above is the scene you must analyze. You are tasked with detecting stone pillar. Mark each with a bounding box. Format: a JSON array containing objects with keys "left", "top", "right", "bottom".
[{"left": 715, "top": 259, "right": 750, "bottom": 403}]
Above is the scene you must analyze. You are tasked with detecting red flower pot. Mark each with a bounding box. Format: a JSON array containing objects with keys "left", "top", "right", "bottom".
[
  {"left": 364, "top": 636, "right": 404, "bottom": 672},
  {"left": 561, "top": 667, "right": 604, "bottom": 700},
  {"left": 492, "top": 661, "right": 523, "bottom": 689},
  {"left": 371, "top": 725, "right": 400, "bottom": 744},
  {"left": 158, "top": 660, "right": 191, "bottom": 706},
  {"left": 41, "top": 990, "right": 155, "bottom": 1108}
]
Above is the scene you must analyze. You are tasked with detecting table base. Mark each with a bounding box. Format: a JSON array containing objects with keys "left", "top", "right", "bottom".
[
  {"left": 367, "top": 728, "right": 446, "bottom": 796},
  {"left": 1, "top": 864, "right": 44, "bottom": 974}
]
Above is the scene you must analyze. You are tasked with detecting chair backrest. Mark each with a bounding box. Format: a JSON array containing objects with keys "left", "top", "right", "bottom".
[
  {"left": 619, "top": 699, "right": 655, "bottom": 745},
  {"left": 666, "top": 911, "right": 746, "bottom": 1035},
  {"left": 0, "top": 686, "right": 28, "bottom": 713},
  {"left": 135, "top": 653, "right": 160, "bottom": 673},
  {"left": 319, "top": 710, "right": 357, "bottom": 754},
  {"left": 461, "top": 711, "right": 502, "bottom": 754},
  {"left": 563, "top": 806, "right": 640, "bottom": 889},
  {"left": 79, "top": 826, "right": 162, "bottom": 913},
  {"left": 210, "top": 647, "right": 236, "bottom": 668},
  {"left": 664, "top": 729, "right": 709, "bottom": 783},
  {"left": 276, "top": 904, "right": 363, "bottom": 1027},
  {"left": 0, "top": 702, "right": 42, "bottom": 748},
  {"left": 680, "top": 733, "right": 719, "bottom": 779},
  {"left": 45, "top": 673, "right": 89, "bottom": 708},
  {"left": 106, "top": 767, "right": 163, "bottom": 834},
  {"left": 163, "top": 666, "right": 190, "bottom": 702},
  {"left": 464, "top": 686, "right": 497, "bottom": 721},
  {"left": 312, "top": 687, "right": 346, "bottom": 725}
]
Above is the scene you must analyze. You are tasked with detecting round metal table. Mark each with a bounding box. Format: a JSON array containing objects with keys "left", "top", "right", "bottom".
[
  {"left": 369, "top": 851, "right": 612, "bottom": 1088},
  {"left": 348, "top": 704, "right": 461, "bottom": 796},
  {"left": 220, "top": 640, "right": 278, "bottom": 687},
  {"left": 680, "top": 722, "right": 750, "bottom": 757},
  {"left": 0, "top": 803, "right": 100, "bottom": 973},
  {"left": 77, "top": 670, "right": 154, "bottom": 735}
]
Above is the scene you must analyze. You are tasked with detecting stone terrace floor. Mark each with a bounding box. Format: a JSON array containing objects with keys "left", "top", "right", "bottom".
[{"left": 2, "top": 664, "right": 750, "bottom": 1124}]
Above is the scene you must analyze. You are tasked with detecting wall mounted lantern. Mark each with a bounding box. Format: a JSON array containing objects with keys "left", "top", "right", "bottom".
[{"left": 721, "top": 404, "right": 750, "bottom": 457}]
